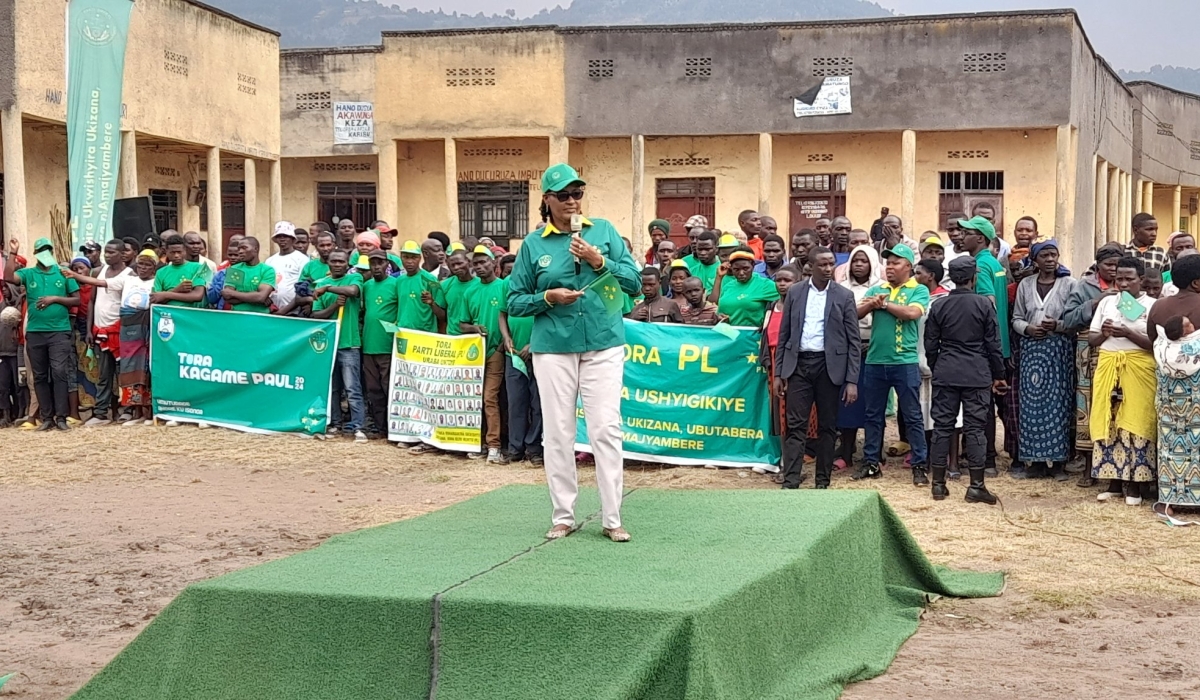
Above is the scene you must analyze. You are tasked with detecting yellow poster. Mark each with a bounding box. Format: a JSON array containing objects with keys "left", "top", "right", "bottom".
[{"left": 386, "top": 329, "right": 485, "bottom": 452}]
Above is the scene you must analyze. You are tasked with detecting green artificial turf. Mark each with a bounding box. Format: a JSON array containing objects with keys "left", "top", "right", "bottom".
[{"left": 71, "top": 486, "right": 1002, "bottom": 700}]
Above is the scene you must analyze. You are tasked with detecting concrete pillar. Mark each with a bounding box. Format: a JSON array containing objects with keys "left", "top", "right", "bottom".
[
  {"left": 1, "top": 108, "right": 28, "bottom": 254},
  {"left": 548, "top": 134, "right": 569, "bottom": 166},
  {"left": 444, "top": 138, "right": 458, "bottom": 240},
  {"left": 206, "top": 147, "right": 222, "bottom": 252},
  {"left": 1134, "top": 177, "right": 1143, "bottom": 217},
  {"left": 269, "top": 159, "right": 282, "bottom": 229},
  {"left": 1107, "top": 166, "right": 1120, "bottom": 243},
  {"left": 118, "top": 130, "right": 138, "bottom": 199},
  {"left": 900, "top": 130, "right": 916, "bottom": 230},
  {"left": 1053, "top": 125, "right": 1073, "bottom": 257},
  {"left": 631, "top": 134, "right": 646, "bottom": 256},
  {"left": 1143, "top": 181, "right": 1155, "bottom": 219},
  {"left": 757, "top": 133, "right": 773, "bottom": 216},
  {"left": 243, "top": 159, "right": 257, "bottom": 243},
  {"left": 377, "top": 139, "right": 398, "bottom": 228},
  {"left": 1094, "top": 158, "right": 1107, "bottom": 251},
  {"left": 1173, "top": 185, "right": 1183, "bottom": 234}
]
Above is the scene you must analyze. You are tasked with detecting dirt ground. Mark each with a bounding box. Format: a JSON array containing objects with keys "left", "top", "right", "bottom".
[{"left": 1, "top": 426, "right": 1198, "bottom": 699}]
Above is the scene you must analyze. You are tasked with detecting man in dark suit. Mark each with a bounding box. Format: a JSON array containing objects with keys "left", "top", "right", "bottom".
[{"left": 773, "top": 246, "right": 862, "bottom": 489}]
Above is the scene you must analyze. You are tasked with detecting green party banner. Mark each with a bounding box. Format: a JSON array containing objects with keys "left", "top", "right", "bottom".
[
  {"left": 150, "top": 307, "right": 339, "bottom": 435},
  {"left": 66, "top": 0, "right": 134, "bottom": 249},
  {"left": 575, "top": 320, "right": 781, "bottom": 469}
]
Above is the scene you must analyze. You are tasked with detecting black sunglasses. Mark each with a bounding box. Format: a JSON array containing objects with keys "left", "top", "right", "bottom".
[{"left": 550, "top": 189, "right": 586, "bottom": 202}]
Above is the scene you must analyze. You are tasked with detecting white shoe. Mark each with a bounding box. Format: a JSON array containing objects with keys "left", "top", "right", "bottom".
[
  {"left": 354, "top": 430, "right": 368, "bottom": 443},
  {"left": 467, "top": 451, "right": 486, "bottom": 460},
  {"left": 164, "top": 420, "right": 180, "bottom": 428},
  {"left": 143, "top": 419, "right": 155, "bottom": 426},
  {"left": 84, "top": 417, "right": 112, "bottom": 427},
  {"left": 197, "top": 422, "right": 211, "bottom": 430},
  {"left": 751, "top": 466, "right": 769, "bottom": 475},
  {"left": 1097, "top": 491, "right": 1120, "bottom": 502},
  {"left": 487, "top": 448, "right": 509, "bottom": 465},
  {"left": 1125, "top": 496, "right": 1143, "bottom": 506},
  {"left": 122, "top": 418, "right": 142, "bottom": 427}
]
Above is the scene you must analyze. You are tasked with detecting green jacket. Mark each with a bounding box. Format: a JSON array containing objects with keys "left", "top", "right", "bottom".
[{"left": 507, "top": 216, "right": 641, "bottom": 353}]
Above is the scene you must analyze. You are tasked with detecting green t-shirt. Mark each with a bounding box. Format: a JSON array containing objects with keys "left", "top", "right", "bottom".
[
  {"left": 224, "top": 262, "right": 276, "bottom": 314},
  {"left": 973, "top": 249, "right": 1011, "bottom": 358},
  {"left": 362, "top": 275, "right": 399, "bottom": 355},
  {"left": 298, "top": 258, "right": 330, "bottom": 286},
  {"left": 312, "top": 273, "right": 365, "bottom": 349},
  {"left": 684, "top": 255, "right": 720, "bottom": 293},
  {"left": 464, "top": 277, "right": 507, "bottom": 356},
  {"left": 396, "top": 269, "right": 445, "bottom": 333},
  {"left": 441, "top": 275, "right": 478, "bottom": 337},
  {"left": 16, "top": 266, "right": 79, "bottom": 333},
  {"left": 716, "top": 274, "right": 780, "bottom": 328},
  {"left": 505, "top": 313, "right": 534, "bottom": 352},
  {"left": 864, "top": 279, "right": 931, "bottom": 365},
  {"left": 152, "top": 261, "right": 209, "bottom": 308}
]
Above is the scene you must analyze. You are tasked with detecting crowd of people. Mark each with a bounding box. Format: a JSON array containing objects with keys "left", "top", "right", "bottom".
[{"left": 1, "top": 187, "right": 1197, "bottom": 517}]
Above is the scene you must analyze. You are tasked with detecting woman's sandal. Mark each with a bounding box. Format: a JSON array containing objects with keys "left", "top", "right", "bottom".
[
  {"left": 545, "top": 525, "right": 572, "bottom": 540},
  {"left": 602, "top": 528, "right": 632, "bottom": 543}
]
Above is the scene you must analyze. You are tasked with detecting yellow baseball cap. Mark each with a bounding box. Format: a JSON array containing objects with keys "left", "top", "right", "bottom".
[
  {"left": 472, "top": 245, "right": 495, "bottom": 260},
  {"left": 400, "top": 240, "right": 422, "bottom": 255},
  {"left": 718, "top": 234, "right": 739, "bottom": 249}
]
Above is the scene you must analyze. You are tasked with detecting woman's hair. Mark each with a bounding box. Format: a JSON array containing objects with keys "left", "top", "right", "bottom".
[
  {"left": 1116, "top": 256, "right": 1146, "bottom": 277},
  {"left": 538, "top": 201, "right": 550, "bottom": 223}
]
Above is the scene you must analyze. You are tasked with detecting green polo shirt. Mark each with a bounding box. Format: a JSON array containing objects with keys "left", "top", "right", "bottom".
[
  {"left": 506, "top": 216, "right": 641, "bottom": 354},
  {"left": 683, "top": 255, "right": 720, "bottom": 293},
  {"left": 464, "top": 276, "right": 507, "bottom": 356},
  {"left": 441, "top": 275, "right": 478, "bottom": 337},
  {"left": 716, "top": 274, "right": 780, "bottom": 327},
  {"left": 362, "top": 275, "right": 400, "bottom": 355},
  {"left": 298, "top": 258, "right": 330, "bottom": 285},
  {"left": 973, "top": 249, "right": 1011, "bottom": 358},
  {"left": 152, "top": 261, "right": 209, "bottom": 308},
  {"left": 864, "top": 279, "right": 930, "bottom": 365},
  {"left": 16, "top": 266, "right": 79, "bottom": 333},
  {"left": 395, "top": 269, "right": 445, "bottom": 333},
  {"left": 312, "top": 273, "right": 365, "bottom": 350},
  {"left": 223, "top": 262, "right": 275, "bottom": 314}
]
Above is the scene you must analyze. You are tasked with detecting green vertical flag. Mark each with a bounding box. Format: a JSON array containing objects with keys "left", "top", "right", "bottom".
[
  {"left": 1117, "top": 291, "right": 1146, "bottom": 322},
  {"left": 586, "top": 270, "right": 624, "bottom": 316},
  {"left": 66, "top": 0, "right": 134, "bottom": 250}
]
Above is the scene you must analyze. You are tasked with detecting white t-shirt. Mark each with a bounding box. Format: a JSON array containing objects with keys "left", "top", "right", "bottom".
[
  {"left": 93, "top": 266, "right": 132, "bottom": 327},
  {"left": 265, "top": 250, "right": 308, "bottom": 308},
  {"left": 1090, "top": 293, "right": 1156, "bottom": 352},
  {"left": 109, "top": 275, "right": 155, "bottom": 311}
]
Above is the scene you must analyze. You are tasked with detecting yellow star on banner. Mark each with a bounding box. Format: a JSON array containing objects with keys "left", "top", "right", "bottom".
[{"left": 746, "top": 353, "right": 759, "bottom": 365}]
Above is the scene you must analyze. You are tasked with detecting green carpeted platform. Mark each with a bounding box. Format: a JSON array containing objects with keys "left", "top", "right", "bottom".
[{"left": 71, "top": 486, "right": 1002, "bottom": 700}]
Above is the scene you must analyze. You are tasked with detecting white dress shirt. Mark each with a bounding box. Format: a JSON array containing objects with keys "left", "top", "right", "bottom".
[{"left": 799, "top": 280, "right": 828, "bottom": 352}]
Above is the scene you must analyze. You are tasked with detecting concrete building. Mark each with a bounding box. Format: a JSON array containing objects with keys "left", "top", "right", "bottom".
[
  {"left": 5, "top": 7, "right": 1200, "bottom": 274},
  {"left": 277, "top": 9, "right": 1200, "bottom": 272},
  {"left": 0, "top": 0, "right": 280, "bottom": 258}
]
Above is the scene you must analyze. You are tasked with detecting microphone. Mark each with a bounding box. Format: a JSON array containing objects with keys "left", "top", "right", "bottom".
[{"left": 571, "top": 214, "right": 583, "bottom": 275}]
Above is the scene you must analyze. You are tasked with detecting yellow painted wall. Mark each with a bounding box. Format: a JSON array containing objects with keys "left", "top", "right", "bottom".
[
  {"left": 396, "top": 140, "right": 448, "bottom": 237},
  {"left": 643, "top": 135, "right": 759, "bottom": 236},
  {"left": 282, "top": 155, "right": 379, "bottom": 233},
  {"left": 135, "top": 147, "right": 197, "bottom": 232},
  {"left": 375, "top": 29, "right": 564, "bottom": 141},
  {"left": 455, "top": 137, "right": 551, "bottom": 236},
  {"left": 1153, "top": 187, "right": 1181, "bottom": 234},
  {"left": 20, "top": 125, "right": 69, "bottom": 244},
  {"left": 772, "top": 132, "right": 902, "bottom": 234},
  {"left": 13, "top": 0, "right": 279, "bottom": 158},
  {"left": 280, "top": 49, "right": 378, "bottom": 158},
  {"left": 570, "top": 138, "right": 632, "bottom": 237},
  {"left": 914, "top": 129, "right": 1057, "bottom": 239}
]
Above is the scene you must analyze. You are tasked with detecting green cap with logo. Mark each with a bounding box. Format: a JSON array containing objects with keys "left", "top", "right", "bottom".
[
  {"left": 541, "top": 163, "right": 585, "bottom": 193},
  {"left": 400, "top": 240, "right": 422, "bottom": 255},
  {"left": 881, "top": 243, "right": 916, "bottom": 266},
  {"left": 957, "top": 216, "right": 996, "bottom": 241},
  {"left": 33, "top": 237, "right": 57, "bottom": 268}
]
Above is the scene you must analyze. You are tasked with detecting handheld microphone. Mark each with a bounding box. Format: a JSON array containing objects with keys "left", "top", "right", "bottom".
[{"left": 571, "top": 214, "right": 583, "bottom": 275}]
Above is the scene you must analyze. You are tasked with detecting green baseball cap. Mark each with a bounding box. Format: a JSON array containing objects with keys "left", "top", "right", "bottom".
[
  {"left": 881, "top": 243, "right": 916, "bottom": 266},
  {"left": 33, "top": 237, "right": 57, "bottom": 268},
  {"left": 957, "top": 216, "right": 996, "bottom": 241},
  {"left": 648, "top": 219, "right": 671, "bottom": 235},
  {"left": 400, "top": 240, "right": 422, "bottom": 255},
  {"left": 472, "top": 244, "right": 495, "bottom": 260},
  {"left": 541, "top": 163, "right": 585, "bottom": 193}
]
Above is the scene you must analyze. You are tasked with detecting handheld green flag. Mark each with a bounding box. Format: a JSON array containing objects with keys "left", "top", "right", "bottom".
[
  {"left": 587, "top": 270, "right": 624, "bottom": 316},
  {"left": 1117, "top": 291, "right": 1145, "bottom": 322},
  {"left": 0, "top": 673, "right": 13, "bottom": 689},
  {"left": 510, "top": 354, "right": 529, "bottom": 377}
]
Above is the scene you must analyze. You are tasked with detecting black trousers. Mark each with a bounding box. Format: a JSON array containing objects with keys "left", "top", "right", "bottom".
[
  {"left": 783, "top": 352, "right": 841, "bottom": 488},
  {"left": 26, "top": 331, "right": 73, "bottom": 421},
  {"left": 362, "top": 353, "right": 392, "bottom": 435},
  {"left": 94, "top": 347, "right": 118, "bottom": 419},
  {"left": 0, "top": 354, "right": 20, "bottom": 419},
  {"left": 930, "top": 384, "right": 991, "bottom": 470}
]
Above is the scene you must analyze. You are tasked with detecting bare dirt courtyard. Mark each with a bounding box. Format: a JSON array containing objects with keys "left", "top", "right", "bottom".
[{"left": 1, "top": 426, "right": 1198, "bottom": 699}]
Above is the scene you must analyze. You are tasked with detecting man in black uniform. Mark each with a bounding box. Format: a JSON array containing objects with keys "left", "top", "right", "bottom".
[{"left": 924, "top": 256, "right": 1008, "bottom": 504}]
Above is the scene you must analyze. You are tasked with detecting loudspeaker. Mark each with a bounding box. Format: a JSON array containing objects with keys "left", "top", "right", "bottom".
[{"left": 112, "top": 196, "right": 155, "bottom": 242}]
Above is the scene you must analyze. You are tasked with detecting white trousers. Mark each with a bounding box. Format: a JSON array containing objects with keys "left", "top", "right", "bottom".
[{"left": 534, "top": 346, "right": 625, "bottom": 530}]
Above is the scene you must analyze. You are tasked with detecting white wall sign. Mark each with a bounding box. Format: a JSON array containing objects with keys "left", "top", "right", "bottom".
[
  {"left": 333, "top": 102, "right": 374, "bottom": 144},
  {"left": 793, "top": 77, "right": 852, "bottom": 118}
]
